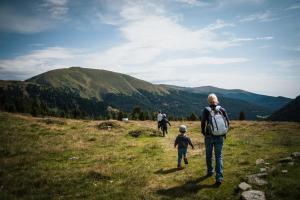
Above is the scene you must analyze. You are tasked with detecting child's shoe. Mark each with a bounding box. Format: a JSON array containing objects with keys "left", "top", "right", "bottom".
[
  {"left": 177, "top": 165, "right": 183, "bottom": 170},
  {"left": 184, "top": 158, "right": 188, "bottom": 164}
]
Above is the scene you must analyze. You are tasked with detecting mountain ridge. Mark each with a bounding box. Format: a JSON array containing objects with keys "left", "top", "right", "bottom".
[{"left": 0, "top": 67, "right": 293, "bottom": 119}]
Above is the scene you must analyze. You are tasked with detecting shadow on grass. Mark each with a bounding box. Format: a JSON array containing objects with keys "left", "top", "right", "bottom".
[
  {"left": 155, "top": 168, "right": 182, "bottom": 174},
  {"left": 157, "top": 175, "right": 219, "bottom": 198}
]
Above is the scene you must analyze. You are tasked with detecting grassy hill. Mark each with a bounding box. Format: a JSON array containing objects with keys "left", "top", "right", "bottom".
[
  {"left": 269, "top": 96, "right": 300, "bottom": 122},
  {"left": 1, "top": 112, "right": 299, "bottom": 199},
  {"left": 26, "top": 67, "right": 169, "bottom": 100}
]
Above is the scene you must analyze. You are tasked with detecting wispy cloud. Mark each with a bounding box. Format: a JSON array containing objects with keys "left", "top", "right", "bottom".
[
  {"left": 0, "top": 7, "right": 53, "bottom": 34},
  {"left": 174, "top": 0, "right": 209, "bottom": 7},
  {"left": 282, "top": 45, "right": 300, "bottom": 52},
  {"left": 88, "top": 1, "right": 242, "bottom": 68},
  {"left": 232, "top": 36, "right": 274, "bottom": 42},
  {"left": 273, "top": 59, "right": 300, "bottom": 68},
  {"left": 0, "top": 47, "right": 85, "bottom": 79},
  {"left": 40, "top": 0, "right": 69, "bottom": 20},
  {"left": 156, "top": 57, "right": 249, "bottom": 67},
  {"left": 286, "top": 4, "right": 300, "bottom": 10},
  {"left": 239, "top": 10, "right": 275, "bottom": 22}
]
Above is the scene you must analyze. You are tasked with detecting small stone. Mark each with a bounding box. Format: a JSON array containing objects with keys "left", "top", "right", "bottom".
[
  {"left": 278, "top": 157, "right": 293, "bottom": 163},
  {"left": 260, "top": 168, "right": 267, "bottom": 173},
  {"left": 264, "top": 162, "right": 270, "bottom": 165},
  {"left": 241, "top": 190, "right": 266, "bottom": 200},
  {"left": 281, "top": 170, "right": 288, "bottom": 174},
  {"left": 291, "top": 152, "right": 300, "bottom": 158},
  {"left": 256, "top": 159, "right": 264, "bottom": 165},
  {"left": 69, "top": 156, "right": 79, "bottom": 160},
  {"left": 239, "top": 182, "right": 252, "bottom": 191},
  {"left": 255, "top": 172, "right": 268, "bottom": 178},
  {"left": 288, "top": 162, "right": 294, "bottom": 166},
  {"left": 247, "top": 174, "right": 268, "bottom": 186}
]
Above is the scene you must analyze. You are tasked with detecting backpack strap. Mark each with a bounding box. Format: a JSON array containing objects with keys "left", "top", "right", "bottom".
[{"left": 205, "top": 106, "right": 212, "bottom": 112}]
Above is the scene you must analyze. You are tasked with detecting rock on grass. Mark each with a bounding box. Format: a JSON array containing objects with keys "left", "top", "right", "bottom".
[
  {"left": 278, "top": 157, "right": 293, "bottom": 163},
  {"left": 291, "top": 152, "right": 300, "bottom": 158},
  {"left": 239, "top": 182, "right": 252, "bottom": 191},
  {"left": 241, "top": 190, "right": 266, "bottom": 200},
  {"left": 246, "top": 174, "right": 268, "bottom": 186}
]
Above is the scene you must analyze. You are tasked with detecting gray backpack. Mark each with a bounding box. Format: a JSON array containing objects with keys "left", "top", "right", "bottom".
[{"left": 206, "top": 106, "right": 228, "bottom": 136}]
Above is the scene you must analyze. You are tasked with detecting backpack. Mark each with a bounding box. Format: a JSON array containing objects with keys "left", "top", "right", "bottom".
[{"left": 205, "top": 106, "right": 228, "bottom": 136}]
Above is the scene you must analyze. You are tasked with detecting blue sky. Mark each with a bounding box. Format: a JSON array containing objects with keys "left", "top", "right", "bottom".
[{"left": 0, "top": 0, "right": 300, "bottom": 98}]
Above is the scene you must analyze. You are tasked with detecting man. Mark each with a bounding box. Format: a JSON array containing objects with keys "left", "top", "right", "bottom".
[
  {"left": 157, "top": 110, "right": 163, "bottom": 130},
  {"left": 201, "top": 93, "right": 229, "bottom": 186}
]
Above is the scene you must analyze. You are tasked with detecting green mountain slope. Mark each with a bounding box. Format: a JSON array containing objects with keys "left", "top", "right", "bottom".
[
  {"left": 269, "top": 96, "right": 300, "bottom": 122},
  {"left": 26, "top": 67, "right": 168, "bottom": 100}
]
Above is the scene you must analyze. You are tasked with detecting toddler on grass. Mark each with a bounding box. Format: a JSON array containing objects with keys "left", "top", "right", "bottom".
[{"left": 174, "top": 125, "right": 194, "bottom": 169}]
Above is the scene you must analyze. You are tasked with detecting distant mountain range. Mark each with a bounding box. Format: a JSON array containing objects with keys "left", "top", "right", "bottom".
[
  {"left": 269, "top": 96, "right": 300, "bottom": 122},
  {"left": 0, "top": 67, "right": 292, "bottom": 120}
]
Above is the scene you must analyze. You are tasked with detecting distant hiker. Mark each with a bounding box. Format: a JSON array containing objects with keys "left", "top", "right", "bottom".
[
  {"left": 174, "top": 125, "right": 194, "bottom": 169},
  {"left": 157, "top": 110, "right": 163, "bottom": 130},
  {"left": 201, "top": 93, "right": 229, "bottom": 185},
  {"left": 160, "top": 114, "right": 171, "bottom": 136}
]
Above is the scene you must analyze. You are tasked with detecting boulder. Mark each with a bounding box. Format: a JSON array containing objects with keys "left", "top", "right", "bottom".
[
  {"left": 288, "top": 162, "right": 294, "bottom": 166},
  {"left": 239, "top": 182, "right": 252, "bottom": 191},
  {"left": 291, "top": 152, "right": 300, "bottom": 158},
  {"left": 247, "top": 174, "right": 268, "bottom": 186},
  {"left": 281, "top": 170, "right": 288, "bottom": 174},
  {"left": 260, "top": 168, "right": 267, "bottom": 173},
  {"left": 256, "top": 159, "right": 264, "bottom": 165},
  {"left": 241, "top": 190, "right": 266, "bottom": 200},
  {"left": 278, "top": 157, "right": 293, "bottom": 163}
]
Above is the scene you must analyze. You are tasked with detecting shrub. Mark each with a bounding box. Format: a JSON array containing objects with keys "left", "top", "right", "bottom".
[
  {"left": 97, "top": 121, "right": 121, "bottom": 130},
  {"left": 38, "top": 118, "right": 66, "bottom": 125},
  {"left": 128, "top": 128, "right": 161, "bottom": 137}
]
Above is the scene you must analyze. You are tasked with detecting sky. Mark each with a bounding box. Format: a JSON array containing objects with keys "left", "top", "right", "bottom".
[{"left": 0, "top": 0, "right": 300, "bottom": 98}]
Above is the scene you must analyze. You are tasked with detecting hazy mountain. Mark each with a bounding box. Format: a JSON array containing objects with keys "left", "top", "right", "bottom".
[
  {"left": 161, "top": 85, "right": 291, "bottom": 112},
  {"left": 269, "top": 96, "right": 300, "bottom": 122},
  {"left": 0, "top": 67, "right": 290, "bottom": 120}
]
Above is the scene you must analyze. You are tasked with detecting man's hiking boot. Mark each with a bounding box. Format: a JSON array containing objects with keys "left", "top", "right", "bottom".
[
  {"left": 184, "top": 158, "right": 188, "bottom": 164},
  {"left": 215, "top": 180, "right": 222, "bottom": 187}
]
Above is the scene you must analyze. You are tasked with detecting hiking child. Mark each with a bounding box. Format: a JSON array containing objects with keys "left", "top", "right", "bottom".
[
  {"left": 160, "top": 114, "right": 171, "bottom": 136},
  {"left": 157, "top": 110, "right": 163, "bottom": 130},
  {"left": 201, "top": 93, "right": 229, "bottom": 185},
  {"left": 174, "top": 125, "right": 194, "bottom": 169}
]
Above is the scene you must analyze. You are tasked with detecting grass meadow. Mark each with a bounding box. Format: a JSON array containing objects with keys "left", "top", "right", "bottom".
[{"left": 0, "top": 112, "right": 299, "bottom": 200}]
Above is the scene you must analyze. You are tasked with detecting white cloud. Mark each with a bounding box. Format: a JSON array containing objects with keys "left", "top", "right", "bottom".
[
  {"left": 41, "top": 0, "right": 69, "bottom": 20},
  {"left": 88, "top": 1, "right": 240, "bottom": 68},
  {"left": 0, "top": 7, "right": 53, "bottom": 34},
  {"left": 156, "top": 57, "right": 249, "bottom": 67},
  {"left": 282, "top": 46, "right": 300, "bottom": 52},
  {"left": 232, "top": 36, "right": 274, "bottom": 42},
  {"left": 273, "top": 60, "right": 300, "bottom": 68},
  {"left": 0, "top": 47, "right": 86, "bottom": 79},
  {"left": 286, "top": 4, "right": 300, "bottom": 10},
  {"left": 174, "top": 0, "right": 209, "bottom": 7},
  {"left": 239, "top": 10, "right": 275, "bottom": 22},
  {"left": 259, "top": 45, "right": 271, "bottom": 49}
]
